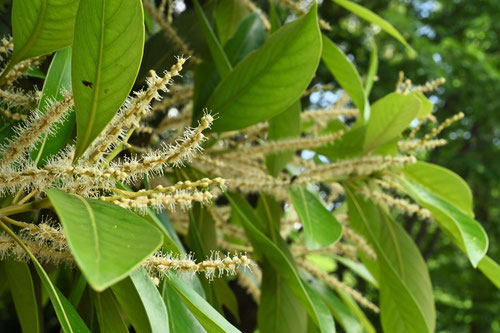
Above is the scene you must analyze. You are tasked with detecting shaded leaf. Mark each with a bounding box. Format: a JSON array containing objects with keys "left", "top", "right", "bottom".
[
  {"left": 208, "top": 3, "right": 321, "bottom": 132},
  {"left": 94, "top": 289, "right": 128, "bottom": 333},
  {"left": 112, "top": 268, "right": 169, "bottom": 333},
  {"left": 289, "top": 186, "right": 342, "bottom": 250},
  {"left": 4, "top": 260, "right": 40, "bottom": 333},
  {"left": 47, "top": 189, "right": 163, "bottom": 291},
  {"left": 168, "top": 273, "right": 241, "bottom": 333},
  {"left": 72, "top": 0, "right": 144, "bottom": 158},
  {"left": 31, "top": 46, "right": 75, "bottom": 166},
  {"left": 214, "top": 0, "right": 249, "bottom": 45},
  {"left": 266, "top": 100, "right": 301, "bottom": 176}
]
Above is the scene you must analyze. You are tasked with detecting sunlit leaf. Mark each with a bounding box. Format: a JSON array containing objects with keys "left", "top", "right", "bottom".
[
  {"left": 47, "top": 189, "right": 163, "bottom": 291},
  {"left": 72, "top": 0, "right": 144, "bottom": 158}
]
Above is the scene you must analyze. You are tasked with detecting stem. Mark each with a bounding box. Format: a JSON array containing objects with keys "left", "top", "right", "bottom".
[
  {"left": 0, "top": 197, "right": 51, "bottom": 216},
  {"left": 1, "top": 216, "right": 29, "bottom": 229}
]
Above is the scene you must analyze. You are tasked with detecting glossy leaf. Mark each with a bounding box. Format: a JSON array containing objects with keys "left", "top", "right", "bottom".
[
  {"left": 94, "top": 289, "right": 128, "bottom": 333},
  {"left": 9, "top": 0, "right": 79, "bottom": 63},
  {"left": 331, "top": 0, "right": 416, "bottom": 55},
  {"left": 259, "top": 261, "right": 308, "bottom": 333},
  {"left": 31, "top": 47, "right": 74, "bottom": 166},
  {"left": 403, "top": 161, "right": 473, "bottom": 216},
  {"left": 322, "top": 34, "right": 368, "bottom": 120},
  {"left": 193, "top": 12, "right": 266, "bottom": 122},
  {"left": 208, "top": 3, "right": 321, "bottom": 132},
  {"left": 288, "top": 186, "right": 342, "bottom": 250},
  {"left": 228, "top": 194, "right": 336, "bottom": 332},
  {"left": 193, "top": 0, "right": 232, "bottom": 78},
  {"left": 364, "top": 92, "right": 421, "bottom": 152},
  {"left": 161, "top": 280, "right": 206, "bottom": 333},
  {"left": 112, "top": 268, "right": 169, "bottom": 333},
  {"left": 346, "top": 187, "right": 435, "bottom": 333},
  {"left": 214, "top": 0, "right": 249, "bottom": 45},
  {"left": 168, "top": 273, "right": 241, "bottom": 333},
  {"left": 72, "top": 0, "right": 144, "bottom": 158},
  {"left": 46, "top": 189, "right": 163, "bottom": 291},
  {"left": 399, "top": 178, "right": 488, "bottom": 267},
  {"left": 0, "top": 223, "right": 89, "bottom": 333},
  {"left": 266, "top": 101, "right": 301, "bottom": 176},
  {"left": 4, "top": 260, "right": 40, "bottom": 333}
]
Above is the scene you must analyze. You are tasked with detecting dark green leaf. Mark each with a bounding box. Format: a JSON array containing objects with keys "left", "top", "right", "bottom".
[
  {"left": 47, "top": 189, "right": 163, "bottom": 291},
  {"left": 322, "top": 34, "right": 368, "bottom": 121},
  {"left": 228, "top": 194, "right": 336, "bottom": 332},
  {"left": 399, "top": 178, "right": 488, "bottom": 267},
  {"left": 193, "top": 0, "right": 232, "bottom": 78},
  {"left": 288, "top": 186, "right": 343, "bottom": 250},
  {"left": 259, "top": 261, "right": 308, "bottom": 333},
  {"left": 214, "top": 0, "right": 249, "bottom": 45},
  {"left": 208, "top": 3, "right": 321, "bottom": 132},
  {"left": 161, "top": 280, "right": 206, "bottom": 333},
  {"left": 9, "top": 0, "right": 79, "bottom": 63},
  {"left": 4, "top": 260, "right": 40, "bottom": 333},
  {"left": 168, "top": 273, "right": 241, "bottom": 333},
  {"left": 31, "top": 46, "right": 74, "bottom": 166},
  {"left": 331, "top": 0, "right": 416, "bottom": 55},
  {"left": 112, "top": 268, "right": 169, "bottom": 333},
  {"left": 364, "top": 92, "right": 420, "bottom": 152},
  {"left": 94, "top": 289, "right": 128, "bottom": 333},
  {"left": 266, "top": 101, "right": 301, "bottom": 176},
  {"left": 72, "top": 0, "right": 144, "bottom": 158},
  {"left": 346, "top": 187, "right": 435, "bottom": 333}
]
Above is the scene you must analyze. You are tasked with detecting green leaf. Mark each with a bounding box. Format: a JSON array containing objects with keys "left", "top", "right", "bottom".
[
  {"left": 9, "top": 0, "right": 79, "bottom": 63},
  {"left": 364, "top": 92, "right": 421, "bottom": 152},
  {"left": 168, "top": 273, "right": 241, "bottom": 333},
  {"left": 193, "top": 12, "right": 266, "bottom": 122},
  {"left": 316, "top": 126, "right": 365, "bottom": 160},
  {"left": 322, "top": 34, "right": 368, "bottom": 121},
  {"left": 365, "top": 39, "right": 378, "bottom": 97},
  {"left": 112, "top": 268, "right": 169, "bottom": 333},
  {"left": 4, "top": 260, "right": 40, "bottom": 333},
  {"left": 72, "top": 0, "right": 144, "bottom": 158},
  {"left": 399, "top": 178, "right": 488, "bottom": 267},
  {"left": 214, "top": 0, "right": 249, "bottom": 45},
  {"left": 346, "top": 187, "right": 435, "bottom": 333},
  {"left": 331, "top": 0, "right": 416, "bottom": 56},
  {"left": 259, "top": 261, "right": 308, "bottom": 333},
  {"left": 161, "top": 280, "right": 206, "bottom": 333},
  {"left": 94, "top": 289, "right": 128, "bottom": 333},
  {"left": 288, "top": 186, "right": 343, "bottom": 250},
  {"left": 31, "top": 46, "right": 74, "bottom": 166},
  {"left": 266, "top": 100, "right": 301, "bottom": 176},
  {"left": 410, "top": 91, "right": 433, "bottom": 118},
  {"left": 228, "top": 194, "right": 336, "bottom": 332},
  {"left": 208, "top": 3, "right": 321, "bottom": 132},
  {"left": 193, "top": 0, "right": 232, "bottom": 78},
  {"left": 477, "top": 256, "right": 500, "bottom": 289},
  {"left": 46, "top": 189, "right": 163, "bottom": 291},
  {"left": 0, "top": 223, "right": 89, "bottom": 333},
  {"left": 403, "top": 161, "right": 473, "bottom": 216}
]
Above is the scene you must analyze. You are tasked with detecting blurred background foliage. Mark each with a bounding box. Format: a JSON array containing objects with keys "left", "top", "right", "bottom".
[{"left": 311, "top": 0, "right": 500, "bottom": 331}]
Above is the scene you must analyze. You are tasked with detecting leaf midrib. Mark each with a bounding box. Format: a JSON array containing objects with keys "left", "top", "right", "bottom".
[
  {"left": 78, "top": 0, "right": 106, "bottom": 154},
  {"left": 72, "top": 194, "right": 101, "bottom": 276},
  {"left": 12, "top": 0, "right": 47, "bottom": 63}
]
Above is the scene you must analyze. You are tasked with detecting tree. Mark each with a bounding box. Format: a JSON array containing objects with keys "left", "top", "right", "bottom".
[{"left": 0, "top": 0, "right": 497, "bottom": 332}]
